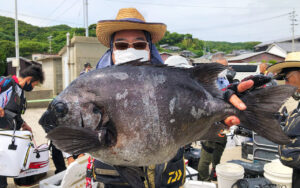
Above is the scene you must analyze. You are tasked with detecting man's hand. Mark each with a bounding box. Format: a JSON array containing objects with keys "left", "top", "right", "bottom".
[
  {"left": 22, "top": 122, "right": 33, "bottom": 132},
  {"left": 0, "top": 107, "right": 4, "bottom": 117},
  {"left": 224, "top": 80, "right": 254, "bottom": 126}
]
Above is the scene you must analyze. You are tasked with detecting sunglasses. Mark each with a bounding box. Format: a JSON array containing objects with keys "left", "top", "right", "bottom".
[{"left": 114, "top": 41, "right": 148, "bottom": 50}]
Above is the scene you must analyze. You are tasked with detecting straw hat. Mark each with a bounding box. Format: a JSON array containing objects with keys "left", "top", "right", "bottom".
[
  {"left": 96, "top": 8, "right": 167, "bottom": 47},
  {"left": 267, "top": 52, "right": 300, "bottom": 75}
]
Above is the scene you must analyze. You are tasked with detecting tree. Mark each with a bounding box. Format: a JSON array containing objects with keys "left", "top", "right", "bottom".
[
  {"left": 20, "top": 41, "right": 48, "bottom": 57},
  {"left": 0, "top": 40, "right": 15, "bottom": 63},
  {"left": 0, "top": 16, "right": 261, "bottom": 60},
  {"left": 0, "top": 62, "right": 6, "bottom": 76},
  {"left": 0, "top": 40, "right": 14, "bottom": 75},
  {"left": 268, "top": 60, "right": 277, "bottom": 64}
]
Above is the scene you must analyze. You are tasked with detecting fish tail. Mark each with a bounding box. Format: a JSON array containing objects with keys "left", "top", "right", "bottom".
[{"left": 238, "top": 85, "right": 296, "bottom": 144}]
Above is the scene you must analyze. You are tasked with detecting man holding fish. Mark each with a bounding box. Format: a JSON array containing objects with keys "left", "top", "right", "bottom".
[{"left": 39, "top": 8, "right": 294, "bottom": 188}]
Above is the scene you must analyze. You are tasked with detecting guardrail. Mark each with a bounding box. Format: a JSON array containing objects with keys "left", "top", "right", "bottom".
[{"left": 27, "top": 99, "right": 54, "bottom": 103}]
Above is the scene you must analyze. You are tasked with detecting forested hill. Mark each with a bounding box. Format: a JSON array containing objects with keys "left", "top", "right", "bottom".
[
  {"left": 0, "top": 15, "right": 260, "bottom": 74},
  {"left": 0, "top": 16, "right": 94, "bottom": 60},
  {"left": 157, "top": 31, "right": 260, "bottom": 56}
]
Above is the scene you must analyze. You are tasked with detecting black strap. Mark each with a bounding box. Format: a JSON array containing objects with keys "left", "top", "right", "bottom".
[
  {"left": 223, "top": 89, "right": 235, "bottom": 102},
  {"left": 154, "top": 163, "right": 165, "bottom": 187}
]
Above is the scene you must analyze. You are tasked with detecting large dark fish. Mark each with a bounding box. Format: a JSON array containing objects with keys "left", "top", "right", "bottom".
[{"left": 39, "top": 61, "right": 294, "bottom": 184}]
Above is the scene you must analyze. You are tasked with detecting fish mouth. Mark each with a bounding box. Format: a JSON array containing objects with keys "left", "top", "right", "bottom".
[{"left": 39, "top": 110, "right": 57, "bottom": 133}]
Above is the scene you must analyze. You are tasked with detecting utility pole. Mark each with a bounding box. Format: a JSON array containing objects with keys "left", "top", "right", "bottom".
[
  {"left": 14, "top": 0, "right": 20, "bottom": 76},
  {"left": 203, "top": 41, "right": 206, "bottom": 56},
  {"left": 47, "top": 35, "right": 53, "bottom": 54},
  {"left": 64, "top": 32, "right": 70, "bottom": 88},
  {"left": 83, "top": 0, "right": 89, "bottom": 37},
  {"left": 289, "top": 9, "right": 298, "bottom": 52}
]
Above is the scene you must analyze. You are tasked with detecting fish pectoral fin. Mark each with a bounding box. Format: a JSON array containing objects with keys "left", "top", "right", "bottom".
[
  {"left": 114, "top": 166, "right": 145, "bottom": 188},
  {"left": 190, "top": 63, "right": 226, "bottom": 98},
  {"left": 47, "top": 126, "right": 104, "bottom": 155}
]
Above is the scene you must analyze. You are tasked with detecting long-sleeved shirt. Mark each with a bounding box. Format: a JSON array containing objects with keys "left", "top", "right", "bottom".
[{"left": 0, "top": 76, "right": 24, "bottom": 129}]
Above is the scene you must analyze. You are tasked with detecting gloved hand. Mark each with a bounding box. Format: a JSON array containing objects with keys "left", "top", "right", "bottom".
[
  {"left": 223, "top": 75, "right": 272, "bottom": 126},
  {"left": 224, "top": 75, "right": 272, "bottom": 100}
]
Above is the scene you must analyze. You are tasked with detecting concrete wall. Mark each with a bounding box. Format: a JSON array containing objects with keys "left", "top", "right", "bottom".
[
  {"left": 54, "top": 58, "right": 63, "bottom": 94},
  {"left": 60, "top": 36, "right": 108, "bottom": 89},
  {"left": 39, "top": 57, "right": 62, "bottom": 95},
  {"left": 25, "top": 88, "right": 53, "bottom": 108},
  {"left": 75, "top": 42, "right": 108, "bottom": 76},
  {"left": 41, "top": 59, "right": 54, "bottom": 96}
]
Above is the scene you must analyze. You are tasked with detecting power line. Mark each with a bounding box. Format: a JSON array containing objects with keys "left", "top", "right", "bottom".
[
  {"left": 38, "top": 0, "right": 68, "bottom": 25},
  {"left": 178, "top": 12, "right": 289, "bottom": 32},
  {"left": 105, "top": 0, "right": 300, "bottom": 9},
  {"left": 44, "top": 0, "right": 81, "bottom": 26},
  {"left": 0, "top": 9, "right": 82, "bottom": 27},
  {"left": 50, "top": 0, "right": 80, "bottom": 24}
]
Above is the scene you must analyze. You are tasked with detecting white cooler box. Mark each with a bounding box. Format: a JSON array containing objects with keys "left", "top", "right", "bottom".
[
  {"left": 16, "top": 143, "right": 49, "bottom": 178},
  {"left": 186, "top": 166, "right": 199, "bottom": 181},
  {"left": 0, "top": 130, "right": 49, "bottom": 177},
  {"left": 0, "top": 130, "right": 33, "bottom": 177}
]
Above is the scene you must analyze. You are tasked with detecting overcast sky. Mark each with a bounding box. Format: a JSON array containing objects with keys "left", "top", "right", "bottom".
[{"left": 0, "top": 0, "right": 299, "bottom": 42}]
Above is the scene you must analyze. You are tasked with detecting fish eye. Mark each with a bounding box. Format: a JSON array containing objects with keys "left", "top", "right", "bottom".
[
  {"left": 54, "top": 102, "right": 68, "bottom": 118},
  {"left": 93, "top": 106, "right": 101, "bottom": 114}
]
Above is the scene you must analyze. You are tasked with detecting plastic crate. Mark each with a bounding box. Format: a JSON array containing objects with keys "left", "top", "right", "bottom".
[
  {"left": 242, "top": 141, "right": 253, "bottom": 161},
  {"left": 253, "top": 147, "right": 279, "bottom": 162},
  {"left": 253, "top": 132, "right": 278, "bottom": 149}
]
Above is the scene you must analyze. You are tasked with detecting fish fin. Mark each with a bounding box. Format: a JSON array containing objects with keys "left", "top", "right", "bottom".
[
  {"left": 114, "top": 166, "right": 145, "bottom": 188},
  {"left": 47, "top": 126, "right": 104, "bottom": 155},
  {"left": 117, "top": 59, "right": 156, "bottom": 67},
  {"left": 190, "top": 63, "right": 226, "bottom": 98},
  {"left": 239, "top": 85, "right": 297, "bottom": 144}
]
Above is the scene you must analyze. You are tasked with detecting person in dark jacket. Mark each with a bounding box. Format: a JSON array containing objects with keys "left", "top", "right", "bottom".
[
  {"left": 198, "top": 58, "right": 233, "bottom": 181},
  {"left": 268, "top": 52, "right": 300, "bottom": 188},
  {"left": 0, "top": 65, "right": 44, "bottom": 188}
]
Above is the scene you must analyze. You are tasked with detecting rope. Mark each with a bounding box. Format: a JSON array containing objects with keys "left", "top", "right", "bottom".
[{"left": 0, "top": 132, "right": 32, "bottom": 140}]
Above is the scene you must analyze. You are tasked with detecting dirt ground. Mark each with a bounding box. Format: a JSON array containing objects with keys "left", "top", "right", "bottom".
[{"left": 6, "top": 97, "right": 298, "bottom": 187}]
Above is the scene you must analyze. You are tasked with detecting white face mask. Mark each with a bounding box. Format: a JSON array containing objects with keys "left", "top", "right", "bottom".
[{"left": 113, "top": 48, "right": 150, "bottom": 65}]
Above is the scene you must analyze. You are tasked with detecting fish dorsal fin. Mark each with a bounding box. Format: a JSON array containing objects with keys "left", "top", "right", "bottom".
[
  {"left": 116, "top": 59, "right": 167, "bottom": 67},
  {"left": 189, "top": 63, "right": 226, "bottom": 98}
]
